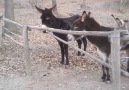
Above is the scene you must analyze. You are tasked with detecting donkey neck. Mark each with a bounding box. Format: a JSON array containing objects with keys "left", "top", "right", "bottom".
[
  {"left": 48, "top": 17, "right": 70, "bottom": 30},
  {"left": 84, "top": 17, "right": 99, "bottom": 30}
]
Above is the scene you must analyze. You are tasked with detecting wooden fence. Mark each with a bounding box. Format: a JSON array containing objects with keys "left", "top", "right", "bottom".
[
  {"left": 0, "top": 16, "right": 129, "bottom": 90},
  {"left": 0, "top": 16, "right": 31, "bottom": 75}
]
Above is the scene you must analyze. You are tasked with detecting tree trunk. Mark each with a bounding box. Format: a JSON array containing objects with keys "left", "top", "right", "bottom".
[
  {"left": 80, "top": 0, "right": 86, "bottom": 10},
  {"left": 119, "top": 0, "right": 123, "bottom": 12},
  {"left": 4, "top": 0, "right": 16, "bottom": 33},
  {"left": 119, "top": 0, "right": 129, "bottom": 12}
]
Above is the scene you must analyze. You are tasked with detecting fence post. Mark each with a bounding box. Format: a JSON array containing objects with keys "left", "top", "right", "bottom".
[
  {"left": 22, "top": 25, "right": 31, "bottom": 75},
  {"left": 0, "top": 16, "right": 3, "bottom": 51},
  {"left": 110, "top": 31, "right": 121, "bottom": 90}
]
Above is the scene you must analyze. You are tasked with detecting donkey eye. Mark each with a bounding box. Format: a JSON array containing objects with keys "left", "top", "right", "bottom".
[
  {"left": 46, "top": 17, "right": 50, "bottom": 20},
  {"left": 74, "top": 26, "right": 79, "bottom": 29},
  {"left": 40, "top": 16, "right": 42, "bottom": 19}
]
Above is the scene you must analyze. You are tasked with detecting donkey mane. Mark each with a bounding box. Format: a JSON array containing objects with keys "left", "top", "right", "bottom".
[
  {"left": 85, "top": 16, "right": 114, "bottom": 31},
  {"left": 86, "top": 17, "right": 100, "bottom": 29}
]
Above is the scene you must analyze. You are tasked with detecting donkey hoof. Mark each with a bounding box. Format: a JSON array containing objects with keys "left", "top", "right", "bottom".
[
  {"left": 66, "top": 62, "right": 69, "bottom": 65},
  {"left": 106, "top": 80, "right": 111, "bottom": 84},
  {"left": 127, "top": 68, "right": 129, "bottom": 72},
  {"left": 101, "top": 76, "right": 106, "bottom": 81},
  {"left": 60, "top": 61, "right": 64, "bottom": 65},
  {"left": 77, "top": 53, "right": 81, "bottom": 56},
  {"left": 102, "top": 79, "right": 106, "bottom": 82},
  {"left": 81, "top": 53, "right": 85, "bottom": 56},
  {"left": 65, "top": 65, "right": 70, "bottom": 69},
  {"left": 65, "top": 61, "right": 69, "bottom": 65}
]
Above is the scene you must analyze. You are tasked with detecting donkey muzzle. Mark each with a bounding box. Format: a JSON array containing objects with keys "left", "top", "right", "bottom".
[{"left": 67, "top": 34, "right": 75, "bottom": 41}]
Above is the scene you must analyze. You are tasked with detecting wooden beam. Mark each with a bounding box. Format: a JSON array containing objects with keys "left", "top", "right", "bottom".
[
  {"left": 28, "top": 25, "right": 113, "bottom": 36},
  {"left": 110, "top": 31, "right": 121, "bottom": 90},
  {"left": 0, "top": 16, "right": 3, "bottom": 50},
  {"left": 23, "top": 25, "right": 31, "bottom": 75},
  {"left": 4, "top": 0, "right": 16, "bottom": 33},
  {"left": 3, "top": 17, "right": 22, "bottom": 27}
]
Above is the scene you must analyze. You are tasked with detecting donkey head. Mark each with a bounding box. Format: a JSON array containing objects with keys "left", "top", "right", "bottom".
[
  {"left": 111, "top": 14, "right": 129, "bottom": 29},
  {"left": 35, "top": 5, "right": 57, "bottom": 28},
  {"left": 67, "top": 11, "right": 91, "bottom": 41}
]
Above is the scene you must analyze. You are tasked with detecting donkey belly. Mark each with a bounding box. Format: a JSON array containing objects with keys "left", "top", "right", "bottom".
[{"left": 96, "top": 47, "right": 108, "bottom": 61}]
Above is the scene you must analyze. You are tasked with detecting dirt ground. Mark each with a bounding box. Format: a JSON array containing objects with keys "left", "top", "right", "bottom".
[{"left": 0, "top": 0, "right": 129, "bottom": 90}]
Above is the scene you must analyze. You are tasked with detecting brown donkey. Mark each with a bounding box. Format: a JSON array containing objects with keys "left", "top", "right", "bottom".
[
  {"left": 68, "top": 11, "right": 129, "bottom": 82},
  {"left": 35, "top": 6, "right": 87, "bottom": 65},
  {"left": 111, "top": 14, "right": 129, "bottom": 72}
]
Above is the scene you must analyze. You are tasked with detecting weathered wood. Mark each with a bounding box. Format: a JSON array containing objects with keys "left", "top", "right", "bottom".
[
  {"left": 119, "top": 0, "right": 123, "bottom": 12},
  {"left": 0, "top": 16, "right": 3, "bottom": 50},
  {"left": 3, "top": 17, "right": 22, "bottom": 27},
  {"left": 4, "top": 0, "right": 16, "bottom": 33},
  {"left": 23, "top": 25, "right": 31, "bottom": 75},
  {"left": 4, "top": 27, "right": 23, "bottom": 38},
  {"left": 4, "top": 33, "right": 23, "bottom": 46},
  {"left": 110, "top": 31, "right": 121, "bottom": 90},
  {"left": 28, "top": 25, "right": 113, "bottom": 36}
]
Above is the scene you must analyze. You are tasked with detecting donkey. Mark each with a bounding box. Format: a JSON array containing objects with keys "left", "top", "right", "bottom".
[
  {"left": 67, "top": 11, "right": 129, "bottom": 82},
  {"left": 111, "top": 14, "right": 129, "bottom": 72},
  {"left": 35, "top": 6, "right": 87, "bottom": 65},
  {"left": 111, "top": 14, "right": 129, "bottom": 28}
]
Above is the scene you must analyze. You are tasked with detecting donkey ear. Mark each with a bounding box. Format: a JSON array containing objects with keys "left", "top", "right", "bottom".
[
  {"left": 87, "top": 12, "right": 91, "bottom": 17},
  {"left": 124, "top": 20, "right": 129, "bottom": 23},
  {"left": 111, "top": 14, "right": 115, "bottom": 18},
  {"left": 81, "top": 11, "right": 86, "bottom": 22},
  {"left": 111, "top": 14, "right": 122, "bottom": 26},
  {"left": 50, "top": 4, "right": 57, "bottom": 11},
  {"left": 35, "top": 6, "right": 44, "bottom": 13}
]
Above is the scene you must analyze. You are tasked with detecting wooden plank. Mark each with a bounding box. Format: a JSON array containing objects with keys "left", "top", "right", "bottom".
[
  {"left": 3, "top": 18, "right": 22, "bottom": 27},
  {"left": 4, "top": 27, "right": 23, "bottom": 38},
  {"left": 4, "top": 33, "right": 23, "bottom": 46},
  {"left": 0, "top": 17, "right": 3, "bottom": 50},
  {"left": 28, "top": 25, "right": 113, "bottom": 36},
  {"left": 110, "top": 31, "right": 121, "bottom": 90},
  {"left": 23, "top": 25, "right": 31, "bottom": 75}
]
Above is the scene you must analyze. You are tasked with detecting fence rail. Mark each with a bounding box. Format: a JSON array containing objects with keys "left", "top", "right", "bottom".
[
  {"left": 3, "top": 17, "right": 22, "bottom": 27},
  {"left": 4, "top": 27, "right": 23, "bottom": 38},
  {"left": 4, "top": 33, "right": 23, "bottom": 46},
  {"left": 0, "top": 16, "right": 129, "bottom": 90}
]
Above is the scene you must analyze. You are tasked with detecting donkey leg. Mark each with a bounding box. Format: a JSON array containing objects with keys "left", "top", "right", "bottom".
[
  {"left": 58, "top": 41, "right": 65, "bottom": 64},
  {"left": 106, "top": 67, "right": 110, "bottom": 82},
  {"left": 105, "top": 59, "right": 110, "bottom": 83},
  {"left": 127, "top": 60, "right": 129, "bottom": 72},
  {"left": 76, "top": 39, "right": 82, "bottom": 56},
  {"left": 64, "top": 44, "right": 69, "bottom": 65},
  {"left": 126, "top": 49, "right": 129, "bottom": 72},
  {"left": 97, "top": 48, "right": 109, "bottom": 82},
  {"left": 101, "top": 65, "right": 107, "bottom": 81},
  {"left": 82, "top": 37, "right": 87, "bottom": 56}
]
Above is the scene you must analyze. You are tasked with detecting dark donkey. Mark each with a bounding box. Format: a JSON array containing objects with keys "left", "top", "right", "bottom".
[
  {"left": 111, "top": 14, "right": 129, "bottom": 28},
  {"left": 35, "top": 6, "right": 87, "bottom": 65},
  {"left": 111, "top": 14, "right": 129, "bottom": 72},
  {"left": 68, "top": 11, "right": 129, "bottom": 82}
]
